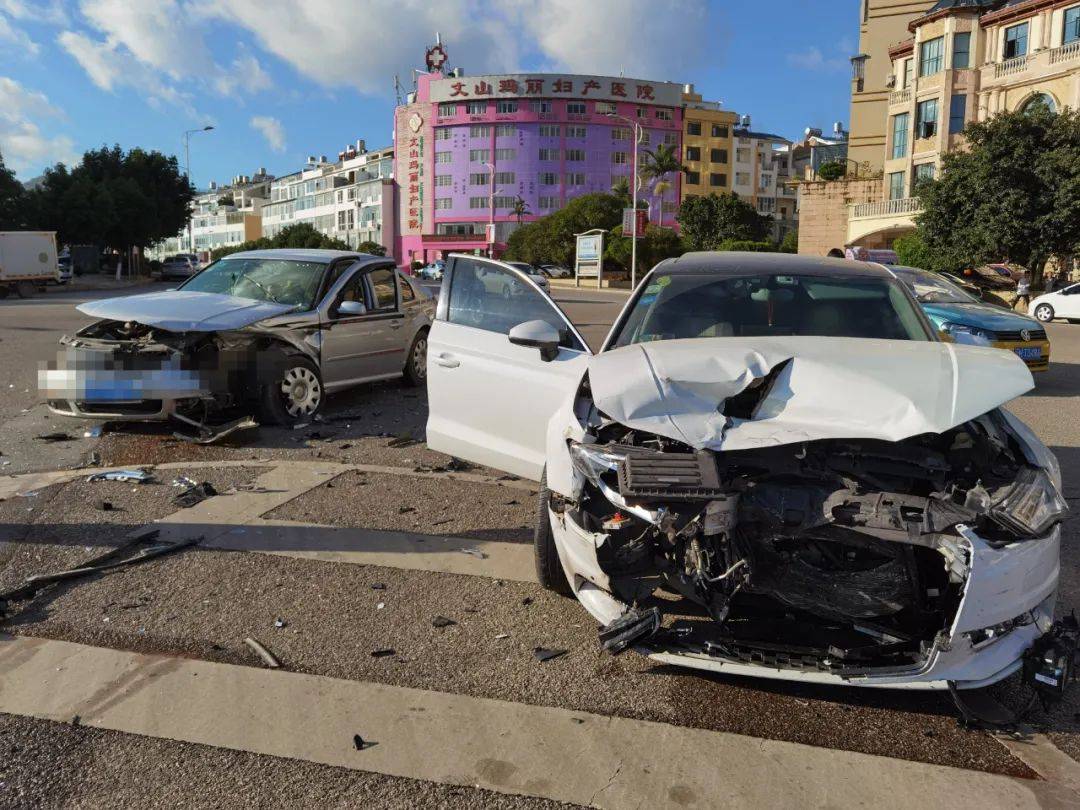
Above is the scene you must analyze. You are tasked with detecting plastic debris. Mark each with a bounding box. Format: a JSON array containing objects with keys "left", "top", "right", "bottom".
[
  {"left": 34, "top": 431, "right": 74, "bottom": 442},
  {"left": 83, "top": 426, "right": 103, "bottom": 438},
  {"left": 432, "top": 615, "right": 457, "bottom": 628},
  {"left": 371, "top": 583, "right": 386, "bottom": 590},
  {"left": 387, "top": 434, "right": 419, "bottom": 448},
  {"left": 371, "top": 648, "right": 396, "bottom": 658},
  {"left": 95, "top": 500, "right": 114, "bottom": 512},
  {"left": 494, "top": 633, "right": 510, "bottom": 640},
  {"left": 274, "top": 618, "right": 287, "bottom": 629},
  {"left": 459, "top": 548, "right": 488, "bottom": 560},
  {"left": 88, "top": 469, "right": 154, "bottom": 484},
  {"left": 172, "top": 481, "right": 217, "bottom": 509},
  {"left": 173, "top": 415, "right": 258, "bottom": 445},
  {"left": 244, "top": 637, "right": 281, "bottom": 668},
  {"left": 353, "top": 734, "right": 376, "bottom": 751},
  {"left": 376, "top": 602, "right": 385, "bottom": 610},
  {"left": 533, "top": 647, "right": 568, "bottom": 662}
]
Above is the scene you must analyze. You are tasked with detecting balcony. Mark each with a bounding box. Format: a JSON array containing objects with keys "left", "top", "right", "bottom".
[
  {"left": 995, "top": 54, "right": 1032, "bottom": 78},
  {"left": 986, "top": 40, "right": 1080, "bottom": 86},
  {"left": 1049, "top": 39, "right": 1080, "bottom": 65},
  {"left": 851, "top": 197, "right": 922, "bottom": 219},
  {"left": 889, "top": 87, "right": 911, "bottom": 105},
  {"left": 847, "top": 197, "right": 922, "bottom": 247}
]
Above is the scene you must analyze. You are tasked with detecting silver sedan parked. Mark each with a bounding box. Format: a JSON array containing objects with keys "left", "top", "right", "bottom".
[{"left": 40, "top": 249, "right": 434, "bottom": 428}]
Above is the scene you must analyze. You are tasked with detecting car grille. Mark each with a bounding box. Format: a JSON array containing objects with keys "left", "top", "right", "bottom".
[
  {"left": 617, "top": 448, "right": 724, "bottom": 499},
  {"left": 995, "top": 328, "right": 1046, "bottom": 342}
]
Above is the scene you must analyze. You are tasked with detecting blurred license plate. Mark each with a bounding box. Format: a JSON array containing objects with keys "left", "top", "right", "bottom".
[{"left": 1015, "top": 347, "right": 1042, "bottom": 360}]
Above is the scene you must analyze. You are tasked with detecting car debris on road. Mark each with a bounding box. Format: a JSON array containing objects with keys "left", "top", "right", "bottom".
[
  {"left": 243, "top": 637, "right": 281, "bottom": 669},
  {"left": 87, "top": 469, "right": 154, "bottom": 483}
]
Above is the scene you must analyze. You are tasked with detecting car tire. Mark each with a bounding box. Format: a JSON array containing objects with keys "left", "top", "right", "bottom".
[
  {"left": 15, "top": 281, "right": 35, "bottom": 299},
  {"left": 0, "top": 285, "right": 8, "bottom": 299},
  {"left": 535, "top": 469, "right": 573, "bottom": 596},
  {"left": 1034, "top": 303, "right": 1055, "bottom": 322},
  {"left": 403, "top": 328, "right": 428, "bottom": 387},
  {"left": 258, "top": 353, "right": 323, "bottom": 426}
]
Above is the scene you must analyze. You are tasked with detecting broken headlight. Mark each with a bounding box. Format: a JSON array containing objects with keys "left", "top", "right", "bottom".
[
  {"left": 991, "top": 467, "right": 1068, "bottom": 538},
  {"left": 569, "top": 442, "right": 626, "bottom": 487}
]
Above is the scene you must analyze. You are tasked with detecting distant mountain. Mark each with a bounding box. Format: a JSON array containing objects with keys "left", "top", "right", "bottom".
[{"left": 21, "top": 175, "right": 45, "bottom": 191}]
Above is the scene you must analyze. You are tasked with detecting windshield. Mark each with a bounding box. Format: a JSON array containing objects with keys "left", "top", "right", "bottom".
[
  {"left": 893, "top": 267, "right": 977, "bottom": 304},
  {"left": 179, "top": 257, "right": 327, "bottom": 308},
  {"left": 610, "top": 271, "right": 932, "bottom": 347}
]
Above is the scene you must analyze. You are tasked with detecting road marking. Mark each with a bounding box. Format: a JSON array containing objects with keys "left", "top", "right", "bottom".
[{"left": 0, "top": 634, "right": 1072, "bottom": 809}]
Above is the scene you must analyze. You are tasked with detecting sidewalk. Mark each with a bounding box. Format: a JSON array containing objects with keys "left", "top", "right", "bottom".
[{"left": 64, "top": 274, "right": 158, "bottom": 293}]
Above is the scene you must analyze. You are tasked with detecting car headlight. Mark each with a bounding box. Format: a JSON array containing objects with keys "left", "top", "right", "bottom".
[
  {"left": 991, "top": 466, "right": 1069, "bottom": 537},
  {"left": 569, "top": 442, "right": 627, "bottom": 487},
  {"left": 942, "top": 322, "right": 995, "bottom": 346}
]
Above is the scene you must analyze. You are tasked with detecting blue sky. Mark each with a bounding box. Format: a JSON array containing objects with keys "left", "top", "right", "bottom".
[{"left": 0, "top": 1, "right": 855, "bottom": 186}]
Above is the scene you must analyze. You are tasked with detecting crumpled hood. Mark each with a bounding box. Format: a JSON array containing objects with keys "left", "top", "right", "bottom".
[
  {"left": 76, "top": 291, "right": 297, "bottom": 332},
  {"left": 587, "top": 336, "right": 1033, "bottom": 451}
]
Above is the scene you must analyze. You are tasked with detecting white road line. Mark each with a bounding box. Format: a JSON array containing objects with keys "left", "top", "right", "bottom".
[{"left": 0, "top": 634, "right": 1072, "bottom": 809}]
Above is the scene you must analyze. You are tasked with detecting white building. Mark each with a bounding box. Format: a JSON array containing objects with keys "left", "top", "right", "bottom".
[{"left": 732, "top": 118, "right": 797, "bottom": 243}]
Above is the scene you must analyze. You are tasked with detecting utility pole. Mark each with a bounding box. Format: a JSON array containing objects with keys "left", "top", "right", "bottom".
[
  {"left": 182, "top": 125, "right": 215, "bottom": 255},
  {"left": 606, "top": 112, "right": 642, "bottom": 289},
  {"left": 483, "top": 160, "right": 496, "bottom": 257}
]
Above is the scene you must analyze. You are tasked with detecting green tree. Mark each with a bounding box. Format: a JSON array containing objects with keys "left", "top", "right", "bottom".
[
  {"left": 640, "top": 143, "right": 685, "bottom": 227},
  {"left": 676, "top": 192, "right": 771, "bottom": 251},
  {"left": 779, "top": 229, "right": 799, "bottom": 253},
  {"left": 915, "top": 104, "right": 1080, "bottom": 281},
  {"left": 355, "top": 240, "right": 386, "bottom": 256},
  {"left": 210, "top": 222, "right": 352, "bottom": 260},
  {"left": 817, "top": 161, "right": 846, "bottom": 181},
  {"left": 511, "top": 195, "right": 531, "bottom": 225},
  {"left": 892, "top": 231, "right": 937, "bottom": 270},
  {"left": 716, "top": 239, "right": 776, "bottom": 252},
  {"left": 604, "top": 223, "right": 683, "bottom": 276},
  {"left": 504, "top": 192, "right": 623, "bottom": 266},
  {"left": 0, "top": 152, "right": 26, "bottom": 229},
  {"left": 610, "top": 176, "right": 631, "bottom": 207}
]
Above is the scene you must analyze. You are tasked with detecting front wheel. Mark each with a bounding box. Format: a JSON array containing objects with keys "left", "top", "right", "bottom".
[
  {"left": 258, "top": 354, "right": 323, "bottom": 426},
  {"left": 403, "top": 329, "right": 428, "bottom": 387},
  {"left": 1034, "top": 303, "right": 1055, "bottom": 323},
  {"left": 534, "top": 470, "right": 573, "bottom": 596}
]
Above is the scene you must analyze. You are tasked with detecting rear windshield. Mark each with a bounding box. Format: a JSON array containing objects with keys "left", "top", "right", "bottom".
[
  {"left": 892, "top": 267, "right": 977, "bottom": 305},
  {"left": 610, "top": 271, "right": 931, "bottom": 347},
  {"left": 180, "top": 257, "right": 326, "bottom": 309}
]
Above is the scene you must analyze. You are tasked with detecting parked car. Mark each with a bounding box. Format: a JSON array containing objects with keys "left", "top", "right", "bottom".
[
  {"left": 40, "top": 249, "right": 434, "bottom": 429},
  {"left": 1029, "top": 282, "right": 1080, "bottom": 324},
  {"left": 427, "top": 252, "right": 1066, "bottom": 691},
  {"left": 892, "top": 265, "right": 1050, "bottom": 372},
  {"left": 540, "top": 264, "right": 573, "bottom": 279},
  {"left": 505, "top": 261, "right": 551, "bottom": 293},
  {"left": 160, "top": 255, "right": 199, "bottom": 281},
  {"left": 417, "top": 260, "right": 445, "bottom": 281},
  {"left": 56, "top": 255, "right": 72, "bottom": 285},
  {"left": 956, "top": 265, "right": 1016, "bottom": 292}
]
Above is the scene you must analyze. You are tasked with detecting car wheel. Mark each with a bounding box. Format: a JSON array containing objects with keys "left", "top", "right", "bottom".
[
  {"left": 259, "top": 354, "right": 323, "bottom": 426},
  {"left": 0, "top": 285, "right": 8, "bottom": 299},
  {"left": 403, "top": 329, "right": 428, "bottom": 387},
  {"left": 535, "top": 469, "right": 573, "bottom": 596},
  {"left": 1034, "top": 303, "right": 1055, "bottom": 322},
  {"left": 15, "top": 281, "right": 35, "bottom": 299}
]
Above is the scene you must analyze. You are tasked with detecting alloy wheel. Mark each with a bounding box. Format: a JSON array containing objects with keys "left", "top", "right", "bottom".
[
  {"left": 280, "top": 366, "right": 322, "bottom": 417},
  {"left": 1034, "top": 304, "right": 1054, "bottom": 323},
  {"left": 412, "top": 335, "right": 428, "bottom": 380}
]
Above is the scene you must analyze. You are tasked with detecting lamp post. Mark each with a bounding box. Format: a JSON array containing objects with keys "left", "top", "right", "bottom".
[
  {"left": 182, "top": 125, "right": 214, "bottom": 254},
  {"left": 482, "top": 160, "right": 496, "bottom": 257},
  {"left": 606, "top": 112, "right": 641, "bottom": 289}
]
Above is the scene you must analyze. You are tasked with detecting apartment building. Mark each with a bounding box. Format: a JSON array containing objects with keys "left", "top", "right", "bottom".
[
  {"left": 681, "top": 86, "right": 738, "bottom": 198},
  {"left": 260, "top": 143, "right": 396, "bottom": 252},
  {"left": 731, "top": 120, "right": 798, "bottom": 243}
]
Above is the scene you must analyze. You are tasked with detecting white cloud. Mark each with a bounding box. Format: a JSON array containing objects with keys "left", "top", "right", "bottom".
[
  {"left": 214, "top": 52, "right": 272, "bottom": 97},
  {"left": 250, "top": 115, "right": 285, "bottom": 152},
  {"left": 0, "top": 77, "right": 78, "bottom": 174},
  {"left": 787, "top": 46, "right": 848, "bottom": 72},
  {"left": 0, "top": 0, "right": 67, "bottom": 25},
  {"left": 0, "top": 13, "right": 39, "bottom": 55},
  {"left": 78, "top": 0, "right": 212, "bottom": 79}
]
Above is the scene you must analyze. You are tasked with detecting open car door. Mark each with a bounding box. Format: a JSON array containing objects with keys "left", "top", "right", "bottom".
[{"left": 426, "top": 254, "right": 592, "bottom": 481}]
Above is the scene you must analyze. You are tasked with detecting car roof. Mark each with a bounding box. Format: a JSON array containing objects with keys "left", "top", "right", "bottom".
[
  {"left": 652, "top": 251, "right": 895, "bottom": 279},
  {"left": 221, "top": 248, "right": 372, "bottom": 264}
]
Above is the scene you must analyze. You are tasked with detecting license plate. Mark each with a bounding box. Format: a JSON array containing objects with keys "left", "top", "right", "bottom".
[{"left": 1015, "top": 347, "right": 1042, "bottom": 361}]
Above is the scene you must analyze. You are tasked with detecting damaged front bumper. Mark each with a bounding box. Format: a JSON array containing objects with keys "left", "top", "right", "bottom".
[{"left": 550, "top": 506, "right": 1060, "bottom": 690}]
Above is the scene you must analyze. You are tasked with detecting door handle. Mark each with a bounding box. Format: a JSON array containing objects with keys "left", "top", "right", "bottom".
[
  {"left": 389, "top": 320, "right": 404, "bottom": 329},
  {"left": 434, "top": 353, "right": 460, "bottom": 368}
]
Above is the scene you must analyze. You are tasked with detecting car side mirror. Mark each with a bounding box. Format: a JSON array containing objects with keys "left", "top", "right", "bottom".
[
  {"left": 338, "top": 300, "right": 367, "bottom": 317},
  {"left": 508, "top": 319, "right": 561, "bottom": 361}
]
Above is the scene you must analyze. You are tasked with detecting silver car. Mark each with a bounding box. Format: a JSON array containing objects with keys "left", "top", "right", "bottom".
[
  {"left": 160, "top": 255, "right": 199, "bottom": 281},
  {"left": 40, "top": 249, "right": 434, "bottom": 428},
  {"left": 505, "top": 261, "right": 551, "bottom": 294}
]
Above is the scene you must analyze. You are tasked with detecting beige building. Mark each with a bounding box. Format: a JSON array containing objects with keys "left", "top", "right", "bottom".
[{"left": 681, "top": 87, "right": 738, "bottom": 198}]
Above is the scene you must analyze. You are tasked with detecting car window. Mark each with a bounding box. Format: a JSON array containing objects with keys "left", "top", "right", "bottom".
[
  {"left": 369, "top": 267, "right": 397, "bottom": 311},
  {"left": 447, "top": 258, "right": 583, "bottom": 350},
  {"left": 610, "top": 271, "right": 931, "bottom": 347},
  {"left": 180, "top": 257, "right": 325, "bottom": 308},
  {"left": 338, "top": 271, "right": 366, "bottom": 307},
  {"left": 893, "top": 267, "right": 976, "bottom": 304},
  {"left": 399, "top": 273, "right": 416, "bottom": 302}
]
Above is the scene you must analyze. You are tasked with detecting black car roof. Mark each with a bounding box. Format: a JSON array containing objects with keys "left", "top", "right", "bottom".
[{"left": 652, "top": 251, "right": 895, "bottom": 279}]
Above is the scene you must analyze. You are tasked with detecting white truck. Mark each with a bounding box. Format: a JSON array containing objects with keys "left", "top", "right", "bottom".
[{"left": 0, "top": 231, "right": 60, "bottom": 299}]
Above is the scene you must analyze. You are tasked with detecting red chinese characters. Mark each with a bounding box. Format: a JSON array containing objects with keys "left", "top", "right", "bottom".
[
  {"left": 581, "top": 79, "right": 601, "bottom": 96},
  {"left": 449, "top": 81, "right": 468, "bottom": 97},
  {"left": 474, "top": 80, "right": 493, "bottom": 96},
  {"left": 610, "top": 81, "right": 627, "bottom": 97},
  {"left": 636, "top": 84, "right": 655, "bottom": 100},
  {"left": 525, "top": 78, "right": 544, "bottom": 94},
  {"left": 498, "top": 79, "right": 519, "bottom": 94},
  {"left": 552, "top": 78, "right": 572, "bottom": 93}
]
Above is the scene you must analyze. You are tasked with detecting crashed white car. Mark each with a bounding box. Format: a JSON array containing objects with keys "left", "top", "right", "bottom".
[{"left": 427, "top": 252, "right": 1069, "bottom": 691}]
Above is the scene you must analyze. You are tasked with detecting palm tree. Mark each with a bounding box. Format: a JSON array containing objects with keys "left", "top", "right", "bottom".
[
  {"left": 610, "top": 176, "right": 631, "bottom": 207},
  {"left": 511, "top": 195, "right": 531, "bottom": 225},
  {"left": 640, "top": 143, "right": 686, "bottom": 228}
]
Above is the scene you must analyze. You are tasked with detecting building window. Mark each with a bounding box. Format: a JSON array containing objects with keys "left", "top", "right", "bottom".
[
  {"left": 611, "top": 152, "right": 628, "bottom": 165},
  {"left": 913, "top": 163, "right": 936, "bottom": 189},
  {"left": 655, "top": 109, "right": 673, "bottom": 121},
  {"left": 1067, "top": 7, "right": 1080, "bottom": 44},
  {"left": 466, "top": 101, "right": 487, "bottom": 115},
  {"left": 435, "top": 174, "right": 453, "bottom": 187},
  {"left": 493, "top": 196, "right": 516, "bottom": 209},
  {"left": 494, "top": 148, "right": 516, "bottom": 161},
  {"left": 567, "top": 101, "right": 587, "bottom": 115},
  {"left": 916, "top": 99, "right": 938, "bottom": 139},
  {"left": 530, "top": 100, "right": 553, "bottom": 113},
  {"left": 595, "top": 101, "right": 616, "bottom": 115},
  {"left": 566, "top": 125, "right": 587, "bottom": 138},
  {"left": 919, "top": 36, "right": 943, "bottom": 76},
  {"left": 493, "top": 171, "right": 515, "bottom": 184},
  {"left": 566, "top": 172, "right": 586, "bottom": 185},
  {"left": 735, "top": 171, "right": 750, "bottom": 185},
  {"left": 496, "top": 100, "right": 518, "bottom": 114},
  {"left": 539, "top": 124, "right": 560, "bottom": 137},
  {"left": 538, "top": 196, "right": 559, "bottom": 210},
  {"left": 470, "top": 124, "right": 491, "bottom": 138},
  {"left": 565, "top": 149, "right": 586, "bottom": 161},
  {"left": 434, "top": 128, "right": 452, "bottom": 140},
  {"left": 1004, "top": 22, "right": 1028, "bottom": 59},
  {"left": 891, "top": 112, "right": 909, "bottom": 158},
  {"left": 687, "top": 121, "right": 702, "bottom": 136},
  {"left": 709, "top": 172, "right": 726, "bottom": 187},
  {"left": 685, "top": 170, "right": 701, "bottom": 185},
  {"left": 495, "top": 124, "right": 516, "bottom": 137},
  {"left": 640, "top": 132, "right": 651, "bottom": 145},
  {"left": 611, "top": 127, "right": 630, "bottom": 140},
  {"left": 538, "top": 148, "right": 559, "bottom": 161},
  {"left": 468, "top": 172, "right": 488, "bottom": 186},
  {"left": 952, "top": 32, "right": 970, "bottom": 69},
  {"left": 888, "top": 171, "right": 905, "bottom": 200},
  {"left": 710, "top": 148, "right": 727, "bottom": 162},
  {"left": 711, "top": 124, "right": 728, "bottom": 138},
  {"left": 949, "top": 95, "right": 967, "bottom": 134},
  {"left": 434, "top": 198, "right": 453, "bottom": 210},
  {"left": 685, "top": 145, "right": 701, "bottom": 161},
  {"left": 468, "top": 148, "right": 490, "bottom": 162},
  {"left": 902, "top": 58, "right": 913, "bottom": 88},
  {"left": 663, "top": 133, "right": 677, "bottom": 146},
  {"left": 735, "top": 147, "right": 750, "bottom": 163},
  {"left": 435, "top": 151, "right": 453, "bottom": 164},
  {"left": 468, "top": 197, "right": 489, "bottom": 209},
  {"left": 539, "top": 172, "right": 558, "bottom": 185},
  {"left": 1021, "top": 93, "right": 1057, "bottom": 114},
  {"left": 438, "top": 102, "right": 457, "bottom": 117}
]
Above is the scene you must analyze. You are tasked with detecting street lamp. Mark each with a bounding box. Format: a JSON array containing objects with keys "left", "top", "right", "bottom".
[
  {"left": 482, "top": 160, "right": 496, "bottom": 257},
  {"left": 605, "top": 112, "right": 642, "bottom": 289},
  {"left": 183, "top": 125, "right": 214, "bottom": 253}
]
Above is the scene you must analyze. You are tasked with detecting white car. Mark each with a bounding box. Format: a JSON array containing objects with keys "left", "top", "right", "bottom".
[
  {"left": 1029, "top": 282, "right": 1080, "bottom": 323},
  {"left": 427, "top": 252, "right": 1069, "bottom": 692}
]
